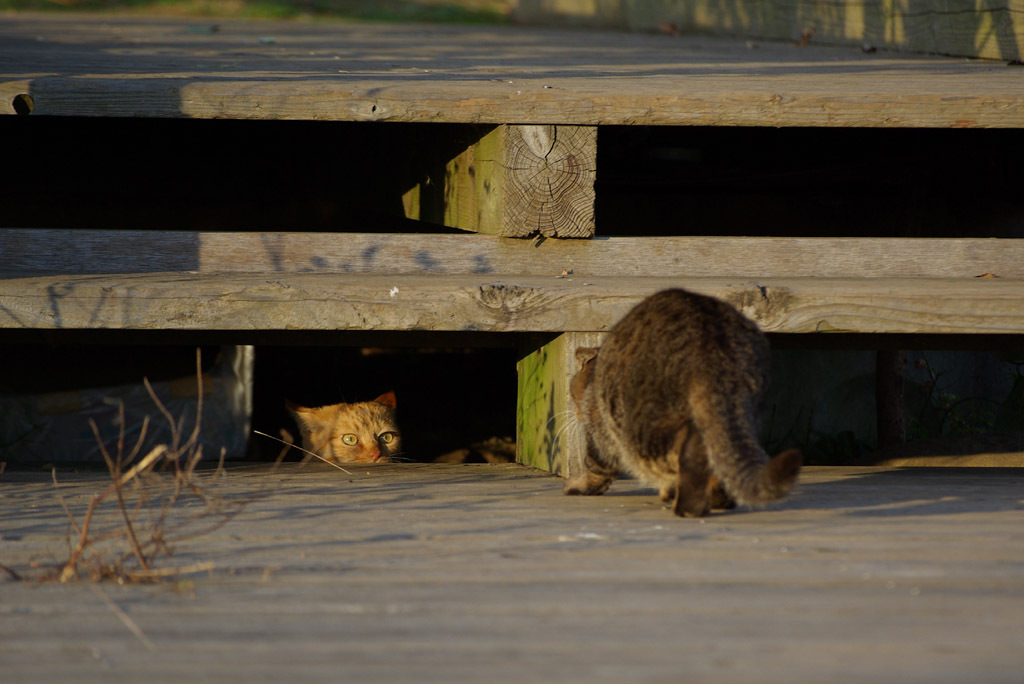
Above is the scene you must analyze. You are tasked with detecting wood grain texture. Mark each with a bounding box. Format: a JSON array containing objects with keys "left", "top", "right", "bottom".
[
  {"left": 501, "top": 125, "right": 596, "bottom": 238},
  {"left": 1, "top": 14, "right": 1022, "bottom": 127},
  {"left": 437, "top": 125, "right": 596, "bottom": 237},
  {"left": 512, "top": 0, "right": 1024, "bottom": 62},
  {"left": 5, "top": 231, "right": 1024, "bottom": 279},
  {"left": 2, "top": 272, "right": 1023, "bottom": 334}
]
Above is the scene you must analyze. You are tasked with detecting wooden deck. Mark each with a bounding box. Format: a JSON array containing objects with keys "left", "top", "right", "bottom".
[
  {"left": 3, "top": 462, "right": 1024, "bottom": 682},
  {"left": 3, "top": 21, "right": 1024, "bottom": 682},
  {"left": 2, "top": 13, "right": 1024, "bottom": 476},
  {"left": 511, "top": 0, "right": 1024, "bottom": 62},
  {"left": 2, "top": 12, "right": 1022, "bottom": 128}
]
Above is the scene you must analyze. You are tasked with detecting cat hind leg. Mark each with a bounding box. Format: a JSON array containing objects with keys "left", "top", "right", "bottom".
[
  {"left": 672, "top": 469, "right": 711, "bottom": 517},
  {"left": 669, "top": 428, "right": 712, "bottom": 517},
  {"left": 661, "top": 469, "right": 732, "bottom": 508},
  {"left": 707, "top": 475, "right": 737, "bottom": 510}
]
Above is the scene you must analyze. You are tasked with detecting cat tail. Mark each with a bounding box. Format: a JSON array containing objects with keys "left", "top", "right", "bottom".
[{"left": 689, "top": 391, "right": 801, "bottom": 507}]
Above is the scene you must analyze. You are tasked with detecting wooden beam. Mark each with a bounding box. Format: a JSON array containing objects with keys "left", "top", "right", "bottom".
[
  {"left": 5, "top": 231, "right": 1024, "bottom": 279},
  {"left": 3, "top": 272, "right": 1024, "bottom": 334},
  {"left": 875, "top": 349, "right": 907, "bottom": 449},
  {"left": 410, "top": 125, "right": 596, "bottom": 238},
  {"left": 516, "top": 332, "right": 604, "bottom": 475}
]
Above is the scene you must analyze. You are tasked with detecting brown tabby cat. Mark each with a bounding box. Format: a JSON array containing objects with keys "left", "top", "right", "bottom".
[
  {"left": 567, "top": 289, "right": 801, "bottom": 517},
  {"left": 286, "top": 391, "right": 401, "bottom": 464}
]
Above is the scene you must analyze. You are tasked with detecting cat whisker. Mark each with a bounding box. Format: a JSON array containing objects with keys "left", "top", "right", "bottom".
[
  {"left": 545, "top": 410, "right": 576, "bottom": 428},
  {"left": 550, "top": 419, "right": 580, "bottom": 447},
  {"left": 252, "top": 429, "right": 354, "bottom": 475}
]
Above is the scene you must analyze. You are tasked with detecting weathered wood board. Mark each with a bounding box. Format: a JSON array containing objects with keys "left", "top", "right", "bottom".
[
  {"left": 512, "top": 0, "right": 1024, "bottom": 62},
  {"left": 3, "top": 463, "right": 1024, "bottom": 683},
  {"left": 2, "top": 271, "right": 1024, "bottom": 334},
  {"left": 5, "top": 231, "right": 1024, "bottom": 279},
  {"left": 1, "top": 13, "right": 1022, "bottom": 127}
]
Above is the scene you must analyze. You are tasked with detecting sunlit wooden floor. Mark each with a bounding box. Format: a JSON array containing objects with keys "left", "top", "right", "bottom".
[{"left": 3, "top": 462, "right": 1023, "bottom": 683}]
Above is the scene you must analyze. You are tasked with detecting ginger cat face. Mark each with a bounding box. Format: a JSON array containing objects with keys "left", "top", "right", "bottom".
[{"left": 286, "top": 391, "right": 401, "bottom": 464}]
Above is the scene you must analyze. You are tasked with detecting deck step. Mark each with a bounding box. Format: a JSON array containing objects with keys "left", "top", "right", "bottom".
[
  {"left": 2, "top": 271, "right": 1024, "bottom": 335},
  {"left": 2, "top": 14, "right": 1022, "bottom": 128},
  {"left": 4, "top": 231, "right": 1023, "bottom": 279}
]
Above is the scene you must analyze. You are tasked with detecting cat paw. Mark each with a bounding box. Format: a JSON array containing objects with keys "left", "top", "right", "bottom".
[
  {"left": 709, "top": 490, "right": 737, "bottom": 510},
  {"left": 672, "top": 490, "right": 710, "bottom": 518},
  {"left": 564, "top": 474, "right": 612, "bottom": 496},
  {"left": 707, "top": 477, "right": 737, "bottom": 510}
]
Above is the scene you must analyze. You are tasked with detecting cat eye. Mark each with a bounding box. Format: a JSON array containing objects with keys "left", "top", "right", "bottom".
[
  {"left": 378, "top": 432, "right": 396, "bottom": 445},
  {"left": 341, "top": 434, "right": 358, "bottom": 446}
]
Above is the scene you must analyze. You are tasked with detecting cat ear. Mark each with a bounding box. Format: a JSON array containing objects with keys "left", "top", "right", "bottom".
[
  {"left": 575, "top": 347, "right": 598, "bottom": 366},
  {"left": 285, "top": 401, "right": 324, "bottom": 432},
  {"left": 285, "top": 400, "right": 318, "bottom": 435},
  {"left": 373, "top": 391, "right": 397, "bottom": 408},
  {"left": 285, "top": 399, "right": 308, "bottom": 414}
]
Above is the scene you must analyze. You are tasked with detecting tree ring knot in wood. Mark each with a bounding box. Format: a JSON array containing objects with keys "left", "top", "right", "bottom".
[
  {"left": 505, "top": 126, "right": 596, "bottom": 239},
  {"left": 725, "top": 284, "right": 794, "bottom": 329},
  {"left": 521, "top": 125, "right": 556, "bottom": 159},
  {"left": 476, "top": 282, "right": 536, "bottom": 316}
]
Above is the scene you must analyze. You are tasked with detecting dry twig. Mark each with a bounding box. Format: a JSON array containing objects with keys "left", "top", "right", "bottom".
[
  {"left": 90, "top": 584, "right": 157, "bottom": 652},
  {"left": 37, "top": 348, "right": 253, "bottom": 584},
  {"left": 252, "top": 429, "right": 354, "bottom": 475}
]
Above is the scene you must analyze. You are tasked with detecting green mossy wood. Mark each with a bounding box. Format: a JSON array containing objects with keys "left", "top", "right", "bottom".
[{"left": 517, "top": 332, "right": 604, "bottom": 475}]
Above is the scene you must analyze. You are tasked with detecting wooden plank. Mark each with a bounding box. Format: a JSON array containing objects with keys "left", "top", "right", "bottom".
[
  {"left": 512, "top": 0, "right": 1024, "bottom": 62},
  {"left": 4, "top": 231, "right": 1024, "bottom": 279},
  {"left": 2, "top": 272, "right": 1024, "bottom": 334},
  {"left": 434, "top": 125, "right": 596, "bottom": 238},
  {"left": 516, "top": 332, "right": 604, "bottom": 475},
  {"left": 1, "top": 14, "right": 1022, "bottom": 128}
]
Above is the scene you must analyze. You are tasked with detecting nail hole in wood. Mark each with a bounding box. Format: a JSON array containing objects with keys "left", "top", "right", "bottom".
[{"left": 12, "top": 94, "right": 34, "bottom": 115}]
